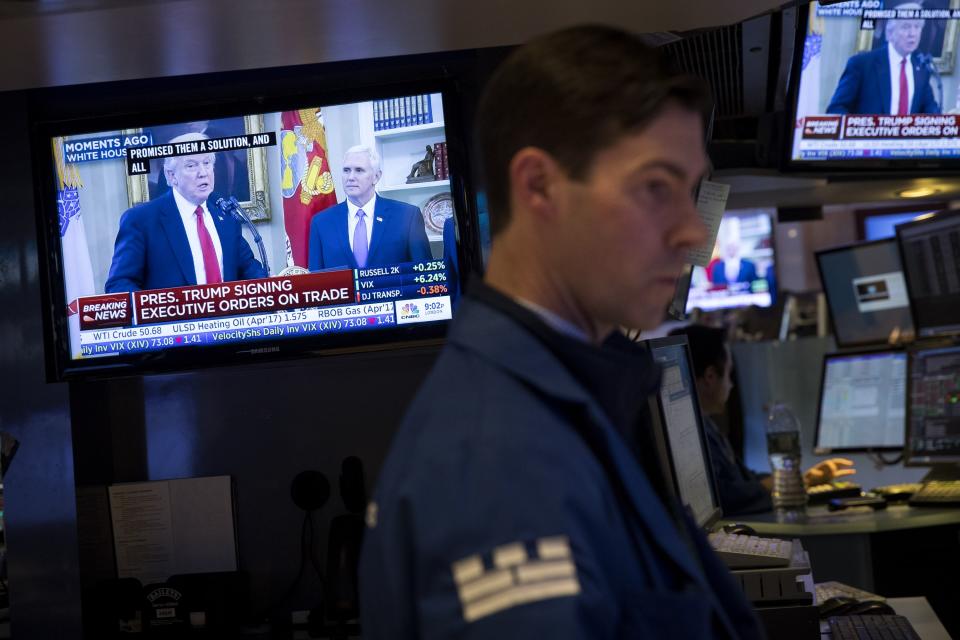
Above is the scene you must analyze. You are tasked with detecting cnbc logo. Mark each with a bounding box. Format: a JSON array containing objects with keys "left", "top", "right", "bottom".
[{"left": 400, "top": 302, "right": 421, "bottom": 320}]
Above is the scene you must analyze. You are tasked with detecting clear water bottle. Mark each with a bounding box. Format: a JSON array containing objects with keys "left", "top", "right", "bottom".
[{"left": 766, "top": 403, "right": 808, "bottom": 512}]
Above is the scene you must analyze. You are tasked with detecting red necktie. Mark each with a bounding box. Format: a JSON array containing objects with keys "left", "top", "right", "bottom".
[
  {"left": 898, "top": 58, "right": 909, "bottom": 115},
  {"left": 195, "top": 205, "right": 222, "bottom": 284}
]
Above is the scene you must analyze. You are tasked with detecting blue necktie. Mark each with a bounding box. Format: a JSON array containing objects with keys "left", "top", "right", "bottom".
[{"left": 353, "top": 209, "right": 368, "bottom": 268}]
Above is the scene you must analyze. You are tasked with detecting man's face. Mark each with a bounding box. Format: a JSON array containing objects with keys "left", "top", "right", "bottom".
[
  {"left": 550, "top": 104, "right": 709, "bottom": 331},
  {"left": 342, "top": 152, "right": 380, "bottom": 204},
  {"left": 167, "top": 153, "right": 215, "bottom": 205},
  {"left": 889, "top": 18, "right": 924, "bottom": 56}
]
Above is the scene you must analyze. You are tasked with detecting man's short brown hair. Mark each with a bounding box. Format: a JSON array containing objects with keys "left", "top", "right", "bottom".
[{"left": 475, "top": 25, "right": 711, "bottom": 236}]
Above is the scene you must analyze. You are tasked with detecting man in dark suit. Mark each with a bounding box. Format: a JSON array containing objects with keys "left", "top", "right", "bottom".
[
  {"left": 827, "top": 3, "right": 940, "bottom": 115},
  {"left": 105, "top": 133, "right": 266, "bottom": 293},
  {"left": 308, "top": 146, "right": 431, "bottom": 271}
]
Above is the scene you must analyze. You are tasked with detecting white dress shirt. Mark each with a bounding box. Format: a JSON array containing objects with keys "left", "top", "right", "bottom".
[
  {"left": 888, "top": 42, "right": 915, "bottom": 115},
  {"left": 172, "top": 188, "right": 224, "bottom": 285},
  {"left": 724, "top": 257, "right": 742, "bottom": 284},
  {"left": 347, "top": 192, "right": 377, "bottom": 252}
]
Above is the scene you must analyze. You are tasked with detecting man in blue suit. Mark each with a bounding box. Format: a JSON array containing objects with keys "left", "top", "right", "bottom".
[
  {"left": 827, "top": 3, "right": 940, "bottom": 115},
  {"left": 104, "top": 133, "right": 266, "bottom": 293},
  {"left": 359, "top": 26, "right": 764, "bottom": 640},
  {"left": 308, "top": 146, "right": 432, "bottom": 271}
]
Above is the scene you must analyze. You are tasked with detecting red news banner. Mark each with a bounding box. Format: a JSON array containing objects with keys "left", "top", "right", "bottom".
[
  {"left": 78, "top": 271, "right": 356, "bottom": 331},
  {"left": 802, "top": 115, "right": 960, "bottom": 140}
]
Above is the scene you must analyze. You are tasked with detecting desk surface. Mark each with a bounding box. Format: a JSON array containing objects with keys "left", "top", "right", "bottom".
[{"left": 721, "top": 504, "right": 960, "bottom": 536}]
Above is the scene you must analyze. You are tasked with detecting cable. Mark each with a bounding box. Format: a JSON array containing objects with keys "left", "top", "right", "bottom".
[{"left": 868, "top": 450, "right": 904, "bottom": 468}]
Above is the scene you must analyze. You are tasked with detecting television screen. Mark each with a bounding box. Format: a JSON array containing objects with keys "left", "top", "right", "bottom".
[
  {"left": 788, "top": 1, "right": 960, "bottom": 167},
  {"left": 38, "top": 88, "right": 472, "bottom": 379},
  {"left": 685, "top": 210, "right": 775, "bottom": 312},
  {"left": 816, "top": 238, "right": 915, "bottom": 347}
]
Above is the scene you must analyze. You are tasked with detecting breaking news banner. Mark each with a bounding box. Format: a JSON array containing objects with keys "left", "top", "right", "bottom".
[{"left": 73, "top": 261, "right": 453, "bottom": 358}]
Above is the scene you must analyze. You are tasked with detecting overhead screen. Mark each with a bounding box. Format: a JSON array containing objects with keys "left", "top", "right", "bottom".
[
  {"left": 37, "top": 87, "right": 472, "bottom": 379},
  {"left": 789, "top": 1, "right": 960, "bottom": 166},
  {"left": 686, "top": 210, "right": 776, "bottom": 313}
]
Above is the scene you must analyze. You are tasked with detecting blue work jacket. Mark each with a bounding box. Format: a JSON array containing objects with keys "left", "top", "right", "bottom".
[{"left": 359, "top": 296, "right": 765, "bottom": 639}]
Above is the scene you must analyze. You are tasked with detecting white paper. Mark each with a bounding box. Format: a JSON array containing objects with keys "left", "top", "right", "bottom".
[
  {"left": 110, "top": 482, "right": 175, "bottom": 586},
  {"left": 687, "top": 180, "right": 730, "bottom": 267}
]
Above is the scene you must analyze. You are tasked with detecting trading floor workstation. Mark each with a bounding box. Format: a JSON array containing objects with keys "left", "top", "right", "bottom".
[{"left": 6, "top": 0, "right": 960, "bottom": 638}]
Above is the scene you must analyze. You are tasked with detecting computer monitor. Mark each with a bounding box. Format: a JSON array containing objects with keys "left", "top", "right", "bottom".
[
  {"left": 814, "top": 350, "right": 908, "bottom": 454},
  {"left": 646, "top": 335, "right": 722, "bottom": 528},
  {"left": 816, "top": 239, "right": 915, "bottom": 348},
  {"left": 896, "top": 209, "right": 960, "bottom": 338},
  {"left": 906, "top": 344, "right": 960, "bottom": 466},
  {"left": 861, "top": 210, "right": 939, "bottom": 242}
]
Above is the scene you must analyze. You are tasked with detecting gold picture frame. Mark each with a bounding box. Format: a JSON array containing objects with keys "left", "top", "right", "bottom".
[
  {"left": 856, "top": 0, "right": 960, "bottom": 75},
  {"left": 124, "top": 114, "right": 271, "bottom": 221}
]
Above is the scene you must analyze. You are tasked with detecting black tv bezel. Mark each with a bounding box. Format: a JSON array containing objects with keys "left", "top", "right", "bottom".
[
  {"left": 31, "top": 63, "right": 481, "bottom": 382},
  {"left": 645, "top": 334, "right": 723, "bottom": 530},
  {"left": 684, "top": 209, "right": 779, "bottom": 315},
  {"left": 814, "top": 237, "right": 915, "bottom": 349},
  {"left": 812, "top": 347, "right": 908, "bottom": 455},
  {"left": 904, "top": 342, "right": 960, "bottom": 466},
  {"left": 895, "top": 207, "right": 960, "bottom": 339},
  {"left": 782, "top": 1, "right": 960, "bottom": 175}
]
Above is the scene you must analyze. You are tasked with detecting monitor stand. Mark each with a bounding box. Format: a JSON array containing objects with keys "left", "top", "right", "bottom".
[{"left": 920, "top": 464, "right": 960, "bottom": 483}]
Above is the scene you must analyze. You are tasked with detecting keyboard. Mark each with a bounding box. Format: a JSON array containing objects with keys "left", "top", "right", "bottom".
[
  {"left": 815, "top": 581, "right": 885, "bottom": 604},
  {"left": 908, "top": 479, "right": 960, "bottom": 506},
  {"left": 707, "top": 531, "right": 793, "bottom": 569},
  {"left": 807, "top": 482, "right": 862, "bottom": 505},
  {"left": 827, "top": 614, "right": 920, "bottom": 640},
  {"left": 871, "top": 483, "right": 923, "bottom": 502}
]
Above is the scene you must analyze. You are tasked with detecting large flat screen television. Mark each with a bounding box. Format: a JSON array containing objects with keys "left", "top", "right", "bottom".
[
  {"left": 685, "top": 209, "right": 776, "bottom": 313},
  {"left": 33, "top": 77, "right": 476, "bottom": 380},
  {"left": 787, "top": 1, "right": 960, "bottom": 170}
]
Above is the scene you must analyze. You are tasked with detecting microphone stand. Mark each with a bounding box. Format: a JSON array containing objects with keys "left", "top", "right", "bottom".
[
  {"left": 217, "top": 196, "right": 270, "bottom": 276},
  {"left": 921, "top": 53, "right": 943, "bottom": 112}
]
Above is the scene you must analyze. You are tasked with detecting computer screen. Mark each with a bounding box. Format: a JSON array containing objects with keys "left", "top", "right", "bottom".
[
  {"left": 788, "top": 1, "right": 960, "bottom": 168},
  {"left": 906, "top": 344, "right": 960, "bottom": 464},
  {"left": 816, "top": 239, "right": 915, "bottom": 348},
  {"left": 896, "top": 209, "right": 960, "bottom": 338},
  {"left": 685, "top": 210, "right": 776, "bottom": 313},
  {"left": 814, "top": 350, "right": 908, "bottom": 453},
  {"left": 863, "top": 210, "right": 937, "bottom": 241},
  {"left": 647, "top": 336, "right": 721, "bottom": 528}
]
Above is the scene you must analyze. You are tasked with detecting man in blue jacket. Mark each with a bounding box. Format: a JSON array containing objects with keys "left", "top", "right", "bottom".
[
  {"left": 105, "top": 133, "right": 266, "bottom": 293},
  {"left": 359, "top": 26, "right": 765, "bottom": 639},
  {"left": 827, "top": 3, "right": 940, "bottom": 115},
  {"left": 308, "top": 145, "right": 432, "bottom": 271}
]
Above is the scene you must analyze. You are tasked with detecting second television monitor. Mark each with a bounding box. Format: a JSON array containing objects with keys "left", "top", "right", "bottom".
[{"left": 686, "top": 210, "right": 776, "bottom": 313}]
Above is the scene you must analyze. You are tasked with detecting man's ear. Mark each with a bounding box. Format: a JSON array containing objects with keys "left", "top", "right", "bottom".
[
  {"left": 702, "top": 364, "right": 720, "bottom": 384},
  {"left": 508, "top": 147, "right": 564, "bottom": 221}
]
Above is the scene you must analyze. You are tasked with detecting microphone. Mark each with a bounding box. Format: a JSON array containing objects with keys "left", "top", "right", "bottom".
[{"left": 216, "top": 195, "right": 271, "bottom": 275}]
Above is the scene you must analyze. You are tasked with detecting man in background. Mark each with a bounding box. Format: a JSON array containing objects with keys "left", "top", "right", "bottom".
[
  {"left": 827, "top": 2, "right": 940, "bottom": 115},
  {"left": 105, "top": 132, "right": 266, "bottom": 293},
  {"left": 669, "top": 324, "right": 856, "bottom": 516},
  {"left": 308, "top": 145, "right": 432, "bottom": 271},
  {"left": 360, "top": 26, "right": 764, "bottom": 639}
]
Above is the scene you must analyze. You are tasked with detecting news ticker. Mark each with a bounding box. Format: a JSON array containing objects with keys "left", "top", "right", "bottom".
[
  {"left": 76, "top": 296, "right": 452, "bottom": 358},
  {"left": 687, "top": 291, "right": 772, "bottom": 312}
]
